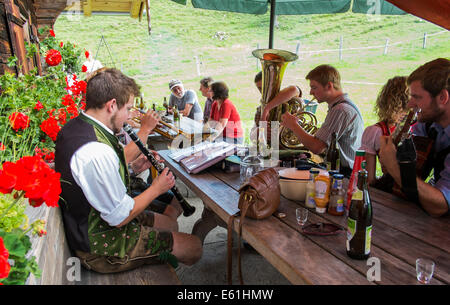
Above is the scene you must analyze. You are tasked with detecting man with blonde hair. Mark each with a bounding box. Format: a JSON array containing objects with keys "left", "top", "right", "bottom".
[{"left": 281, "top": 64, "right": 364, "bottom": 177}]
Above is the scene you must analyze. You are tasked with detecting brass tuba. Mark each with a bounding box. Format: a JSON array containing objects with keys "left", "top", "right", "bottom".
[{"left": 252, "top": 49, "right": 318, "bottom": 149}]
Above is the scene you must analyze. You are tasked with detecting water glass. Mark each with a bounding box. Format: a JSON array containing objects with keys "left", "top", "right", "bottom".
[
  {"left": 416, "top": 258, "right": 435, "bottom": 284},
  {"left": 296, "top": 207, "right": 308, "bottom": 226},
  {"left": 240, "top": 155, "right": 262, "bottom": 185}
]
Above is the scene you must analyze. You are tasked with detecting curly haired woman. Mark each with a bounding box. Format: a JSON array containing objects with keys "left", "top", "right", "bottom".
[{"left": 360, "top": 76, "right": 410, "bottom": 185}]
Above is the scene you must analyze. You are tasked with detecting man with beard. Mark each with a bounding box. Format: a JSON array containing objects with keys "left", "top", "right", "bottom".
[
  {"left": 168, "top": 79, "right": 203, "bottom": 121},
  {"left": 379, "top": 58, "right": 450, "bottom": 217},
  {"left": 55, "top": 68, "right": 202, "bottom": 273}
]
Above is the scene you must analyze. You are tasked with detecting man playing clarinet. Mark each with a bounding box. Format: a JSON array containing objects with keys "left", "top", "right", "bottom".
[{"left": 55, "top": 68, "right": 202, "bottom": 273}]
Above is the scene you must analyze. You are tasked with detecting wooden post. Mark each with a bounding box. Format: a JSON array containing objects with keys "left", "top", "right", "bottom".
[
  {"left": 423, "top": 32, "right": 427, "bottom": 49},
  {"left": 383, "top": 38, "right": 389, "bottom": 55},
  {"left": 194, "top": 56, "right": 201, "bottom": 76},
  {"left": 294, "top": 42, "right": 300, "bottom": 62},
  {"left": 339, "top": 36, "right": 343, "bottom": 60}
]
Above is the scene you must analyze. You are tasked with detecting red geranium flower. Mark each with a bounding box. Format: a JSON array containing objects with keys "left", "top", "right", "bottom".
[
  {"left": 0, "top": 142, "right": 5, "bottom": 151},
  {"left": 0, "top": 162, "right": 17, "bottom": 194},
  {"left": 81, "top": 65, "right": 87, "bottom": 72},
  {"left": 57, "top": 108, "right": 67, "bottom": 125},
  {"left": 40, "top": 116, "right": 61, "bottom": 141},
  {"left": 8, "top": 112, "right": 30, "bottom": 131},
  {"left": 34, "top": 100, "right": 44, "bottom": 111},
  {"left": 60, "top": 41, "right": 63, "bottom": 48},
  {"left": 44, "top": 152, "right": 55, "bottom": 163},
  {"left": 0, "top": 237, "right": 11, "bottom": 280},
  {"left": 85, "top": 50, "right": 90, "bottom": 58},
  {"left": 45, "top": 49, "right": 62, "bottom": 66},
  {"left": 0, "top": 156, "right": 61, "bottom": 208},
  {"left": 77, "top": 80, "right": 87, "bottom": 94},
  {"left": 49, "top": 29, "right": 55, "bottom": 37},
  {"left": 62, "top": 94, "right": 74, "bottom": 106}
]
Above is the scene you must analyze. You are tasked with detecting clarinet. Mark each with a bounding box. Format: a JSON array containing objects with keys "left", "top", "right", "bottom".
[{"left": 123, "top": 123, "right": 196, "bottom": 217}]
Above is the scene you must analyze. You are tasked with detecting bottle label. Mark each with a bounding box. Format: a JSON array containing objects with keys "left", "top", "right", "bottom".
[
  {"left": 352, "top": 190, "right": 363, "bottom": 201},
  {"left": 306, "top": 193, "right": 316, "bottom": 208},
  {"left": 346, "top": 217, "right": 356, "bottom": 251},
  {"left": 315, "top": 180, "right": 328, "bottom": 199},
  {"left": 365, "top": 225, "right": 372, "bottom": 255},
  {"left": 336, "top": 198, "right": 344, "bottom": 212}
]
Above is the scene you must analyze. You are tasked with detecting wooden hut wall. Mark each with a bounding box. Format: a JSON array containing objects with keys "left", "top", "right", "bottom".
[{"left": 0, "top": 0, "right": 41, "bottom": 75}]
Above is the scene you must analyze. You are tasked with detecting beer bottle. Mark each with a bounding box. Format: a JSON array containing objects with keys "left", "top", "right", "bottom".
[
  {"left": 139, "top": 93, "right": 145, "bottom": 110},
  {"left": 326, "top": 132, "right": 340, "bottom": 171},
  {"left": 173, "top": 105, "right": 180, "bottom": 125},
  {"left": 163, "top": 97, "right": 169, "bottom": 116},
  {"left": 346, "top": 169, "right": 372, "bottom": 260}
]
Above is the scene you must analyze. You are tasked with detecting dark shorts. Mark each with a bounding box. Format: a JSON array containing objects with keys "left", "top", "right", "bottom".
[
  {"left": 149, "top": 190, "right": 175, "bottom": 214},
  {"left": 76, "top": 211, "right": 174, "bottom": 274}
]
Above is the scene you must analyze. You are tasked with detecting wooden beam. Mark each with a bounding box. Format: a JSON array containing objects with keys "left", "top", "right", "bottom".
[
  {"left": 83, "top": 0, "right": 92, "bottom": 16},
  {"left": 91, "top": 2, "right": 131, "bottom": 12},
  {"left": 130, "top": 0, "right": 142, "bottom": 18}
]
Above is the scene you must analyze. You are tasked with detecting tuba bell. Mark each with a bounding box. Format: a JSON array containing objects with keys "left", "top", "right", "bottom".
[{"left": 252, "top": 49, "right": 318, "bottom": 149}]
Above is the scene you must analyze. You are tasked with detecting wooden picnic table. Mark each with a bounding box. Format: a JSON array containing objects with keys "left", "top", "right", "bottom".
[{"left": 159, "top": 150, "right": 450, "bottom": 285}]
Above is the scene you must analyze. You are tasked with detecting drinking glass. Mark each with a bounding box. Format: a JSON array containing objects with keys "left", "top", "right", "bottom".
[
  {"left": 240, "top": 155, "right": 262, "bottom": 185},
  {"left": 416, "top": 258, "right": 435, "bottom": 284},
  {"left": 296, "top": 207, "right": 308, "bottom": 226}
]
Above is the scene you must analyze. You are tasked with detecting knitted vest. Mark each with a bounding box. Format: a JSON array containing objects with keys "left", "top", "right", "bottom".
[{"left": 55, "top": 114, "right": 140, "bottom": 257}]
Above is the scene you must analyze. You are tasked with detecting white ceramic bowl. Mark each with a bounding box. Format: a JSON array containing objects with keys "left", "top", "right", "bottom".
[{"left": 278, "top": 168, "right": 327, "bottom": 201}]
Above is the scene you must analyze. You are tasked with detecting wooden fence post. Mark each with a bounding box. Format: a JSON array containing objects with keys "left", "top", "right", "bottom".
[
  {"left": 423, "top": 32, "right": 427, "bottom": 49},
  {"left": 383, "top": 38, "right": 389, "bottom": 55},
  {"left": 339, "top": 36, "right": 343, "bottom": 60},
  {"left": 295, "top": 42, "right": 300, "bottom": 62},
  {"left": 194, "top": 55, "right": 201, "bottom": 76}
]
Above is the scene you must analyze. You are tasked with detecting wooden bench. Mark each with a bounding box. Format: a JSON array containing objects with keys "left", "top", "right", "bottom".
[{"left": 26, "top": 205, "right": 180, "bottom": 285}]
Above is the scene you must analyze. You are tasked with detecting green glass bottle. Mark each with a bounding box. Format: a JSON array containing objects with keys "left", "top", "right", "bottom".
[{"left": 346, "top": 169, "right": 372, "bottom": 260}]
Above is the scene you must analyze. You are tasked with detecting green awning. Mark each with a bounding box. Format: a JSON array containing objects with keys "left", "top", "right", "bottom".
[
  {"left": 352, "top": 0, "right": 405, "bottom": 15},
  {"left": 172, "top": 0, "right": 406, "bottom": 15},
  {"left": 170, "top": 0, "right": 409, "bottom": 48}
]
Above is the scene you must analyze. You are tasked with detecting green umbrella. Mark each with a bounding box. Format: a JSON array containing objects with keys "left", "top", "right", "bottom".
[{"left": 171, "top": 0, "right": 405, "bottom": 48}]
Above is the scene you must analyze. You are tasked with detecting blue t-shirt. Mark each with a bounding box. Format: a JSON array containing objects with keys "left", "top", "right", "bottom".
[{"left": 412, "top": 122, "right": 450, "bottom": 210}]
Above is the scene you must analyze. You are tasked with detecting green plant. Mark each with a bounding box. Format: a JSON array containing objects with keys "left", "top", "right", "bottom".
[
  {"left": 0, "top": 30, "right": 86, "bottom": 163},
  {"left": 0, "top": 28, "right": 85, "bottom": 284}
]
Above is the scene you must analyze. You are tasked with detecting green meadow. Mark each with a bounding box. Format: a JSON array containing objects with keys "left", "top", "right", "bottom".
[{"left": 55, "top": 0, "right": 450, "bottom": 137}]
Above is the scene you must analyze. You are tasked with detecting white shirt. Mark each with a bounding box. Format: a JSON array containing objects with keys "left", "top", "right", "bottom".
[
  {"left": 70, "top": 113, "right": 134, "bottom": 226},
  {"left": 359, "top": 124, "right": 383, "bottom": 155}
]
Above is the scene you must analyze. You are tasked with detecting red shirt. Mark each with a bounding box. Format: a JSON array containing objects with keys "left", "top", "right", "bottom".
[{"left": 210, "top": 99, "right": 243, "bottom": 139}]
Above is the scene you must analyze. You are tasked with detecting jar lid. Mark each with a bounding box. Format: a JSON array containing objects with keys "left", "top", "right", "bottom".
[
  {"left": 333, "top": 174, "right": 344, "bottom": 179},
  {"left": 356, "top": 150, "right": 365, "bottom": 156}
]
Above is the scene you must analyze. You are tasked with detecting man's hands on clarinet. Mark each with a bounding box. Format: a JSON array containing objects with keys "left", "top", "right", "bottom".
[
  {"left": 129, "top": 150, "right": 164, "bottom": 175},
  {"left": 152, "top": 167, "right": 175, "bottom": 194}
]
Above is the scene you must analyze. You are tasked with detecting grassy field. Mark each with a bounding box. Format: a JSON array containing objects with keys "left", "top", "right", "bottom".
[{"left": 55, "top": 1, "right": 449, "bottom": 140}]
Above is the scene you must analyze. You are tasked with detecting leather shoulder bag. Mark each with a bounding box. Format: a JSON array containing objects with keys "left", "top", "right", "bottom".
[{"left": 227, "top": 167, "right": 280, "bottom": 284}]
